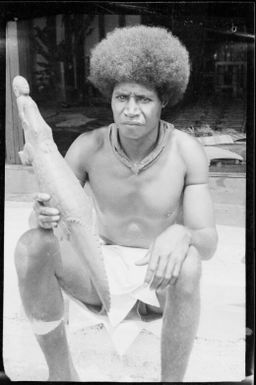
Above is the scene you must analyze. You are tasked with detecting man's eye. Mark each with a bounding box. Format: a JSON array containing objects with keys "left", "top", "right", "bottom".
[
  {"left": 140, "top": 97, "right": 151, "bottom": 103},
  {"left": 117, "top": 95, "right": 127, "bottom": 101}
]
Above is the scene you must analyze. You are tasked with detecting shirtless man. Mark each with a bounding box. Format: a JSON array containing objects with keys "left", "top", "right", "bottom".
[{"left": 14, "top": 26, "right": 218, "bottom": 381}]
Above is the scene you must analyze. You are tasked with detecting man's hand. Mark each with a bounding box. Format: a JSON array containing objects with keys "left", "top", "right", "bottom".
[
  {"left": 135, "top": 224, "right": 192, "bottom": 290},
  {"left": 33, "top": 193, "right": 60, "bottom": 229}
]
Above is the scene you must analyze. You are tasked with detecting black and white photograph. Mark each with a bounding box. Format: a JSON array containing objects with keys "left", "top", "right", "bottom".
[{"left": 1, "top": 2, "right": 254, "bottom": 382}]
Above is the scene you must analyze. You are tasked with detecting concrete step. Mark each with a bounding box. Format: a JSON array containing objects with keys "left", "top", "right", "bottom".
[{"left": 3, "top": 203, "right": 245, "bottom": 381}]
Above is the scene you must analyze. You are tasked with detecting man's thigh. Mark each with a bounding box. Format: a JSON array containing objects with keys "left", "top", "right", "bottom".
[{"left": 55, "top": 236, "right": 102, "bottom": 308}]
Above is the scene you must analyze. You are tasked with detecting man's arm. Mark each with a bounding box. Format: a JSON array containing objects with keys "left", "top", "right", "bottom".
[
  {"left": 136, "top": 132, "right": 218, "bottom": 289},
  {"left": 183, "top": 183, "right": 218, "bottom": 260},
  {"left": 29, "top": 131, "right": 99, "bottom": 229},
  {"left": 64, "top": 132, "right": 91, "bottom": 186},
  {"left": 181, "top": 132, "right": 218, "bottom": 260}
]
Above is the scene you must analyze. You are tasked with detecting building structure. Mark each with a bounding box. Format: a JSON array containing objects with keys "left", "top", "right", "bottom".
[{"left": 4, "top": 5, "right": 253, "bottom": 165}]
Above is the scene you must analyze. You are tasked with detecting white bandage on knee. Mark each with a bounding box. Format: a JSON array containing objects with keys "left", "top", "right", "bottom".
[{"left": 30, "top": 317, "right": 64, "bottom": 335}]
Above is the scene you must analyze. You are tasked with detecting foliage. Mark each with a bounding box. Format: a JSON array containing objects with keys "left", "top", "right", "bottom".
[{"left": 32, "top": 15, "right": 95, "bottom": 95}]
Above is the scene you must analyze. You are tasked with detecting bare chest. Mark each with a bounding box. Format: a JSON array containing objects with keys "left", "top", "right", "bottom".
[{"left": 86, "top": 145, "right": 186, "bottom": 220}]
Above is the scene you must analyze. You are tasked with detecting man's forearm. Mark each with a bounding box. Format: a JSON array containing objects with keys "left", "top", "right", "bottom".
[
  {"left": 189, "top": 226, "right": 218, "bottom": 260},
  {"left": 158, "top": 223, "right": 218, "bottom": 261}
]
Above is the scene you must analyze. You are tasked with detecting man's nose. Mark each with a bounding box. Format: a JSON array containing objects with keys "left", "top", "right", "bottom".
[{"left": 124, "top": 97, "right": 139, "bottom": 116}]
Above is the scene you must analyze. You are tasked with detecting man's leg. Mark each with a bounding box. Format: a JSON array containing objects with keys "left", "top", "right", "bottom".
[
  {"left": 159, "top": 245, "right": 201, "bottom": 382},
  {"left": 14, "top": 227, "right": 101, "bottom": 381}
]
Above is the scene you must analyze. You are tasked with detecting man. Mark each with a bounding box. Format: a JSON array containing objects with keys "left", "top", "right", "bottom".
[{"left": 14, "top": 25, "right": 218, "bottom": 381}]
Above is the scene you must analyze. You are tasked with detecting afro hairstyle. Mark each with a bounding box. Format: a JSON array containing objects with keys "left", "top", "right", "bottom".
[{"left": 88, "top": 25, "right": 190, "bottom": 106}]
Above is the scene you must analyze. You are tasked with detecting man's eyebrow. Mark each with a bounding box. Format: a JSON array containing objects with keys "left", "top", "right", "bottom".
[
  {"left": 114, "top": 90, "right": 153, "bottom": 97},
  {"left": 114, "top": 90, "right": 129, "bottom": 95},
  {"left": 135, "top": 94, "right": 152, "bottom": 98}
]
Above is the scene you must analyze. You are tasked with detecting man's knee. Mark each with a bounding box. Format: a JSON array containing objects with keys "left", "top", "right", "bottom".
[
  {"left": 15, "top": 228, "right": 60, "bottom": 279},
  {"left": 174, "top": 246, "right": 201, "bottom": 297}
]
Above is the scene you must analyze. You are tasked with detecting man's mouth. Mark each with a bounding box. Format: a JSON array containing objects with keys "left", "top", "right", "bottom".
[{"left": 122, "top": 122, "right": 142, "bottom": 126}]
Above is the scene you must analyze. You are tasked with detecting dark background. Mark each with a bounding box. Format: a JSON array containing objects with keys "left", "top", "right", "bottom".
[{"left": 0, "top": 2, "right": 254, "bottom": 382}]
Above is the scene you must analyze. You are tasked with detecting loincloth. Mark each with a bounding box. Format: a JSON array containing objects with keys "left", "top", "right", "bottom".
[
  {"left": 56, "top": 226, "right": 162, "bottom": 327},
  {"left": 101, "top": 241, "right": 162, "bottom": 326},
  {"left": 55, "top": 230, "right": 163, "bottom": 355}
]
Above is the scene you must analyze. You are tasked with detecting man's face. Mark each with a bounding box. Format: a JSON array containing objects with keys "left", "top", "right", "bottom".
[{"left": 111, "top": 82, "right": 164, "bottom": 140}]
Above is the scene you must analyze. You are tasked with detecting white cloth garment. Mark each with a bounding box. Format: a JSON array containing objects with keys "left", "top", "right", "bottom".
[
  {"left": 55, "top": 220, "right": 162, "bottom": 354},
  {"left": 61, "top": 241, "right": 162, "bottom": 355},
  {"left": 101, "top": 244, "right": 160, "bottom": 326}
]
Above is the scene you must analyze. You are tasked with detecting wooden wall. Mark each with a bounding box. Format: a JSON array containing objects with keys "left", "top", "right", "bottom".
[{"left": 5, "top": 14, "right": 142, "bottom": 164}]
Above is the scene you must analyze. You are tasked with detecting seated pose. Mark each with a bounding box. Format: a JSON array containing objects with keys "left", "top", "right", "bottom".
[{"left": 15, "top": 25, "right": 218, "bottom": 381}]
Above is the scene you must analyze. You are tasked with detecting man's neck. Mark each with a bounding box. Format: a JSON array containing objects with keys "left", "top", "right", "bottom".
[{"left": 117, "top": 124, "right": 161, "bottom": 163}]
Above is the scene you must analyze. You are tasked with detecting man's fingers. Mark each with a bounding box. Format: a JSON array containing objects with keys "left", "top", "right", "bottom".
[
  {"left": 150, "top": 255, "right": 168, "bottom": 290},
  {"left": 39, "top": 214, "right": 60, "bottom": 224},
  {"left": 39, "top": 221, "right": 57, "bottom": 229},
  {"left": 33, "top": 201, "right": 60, "bottom": 216},
  {"left": 32, "top": 192, "right": 60, "bottom": 230},
  {"left": 135, "top": 250, "right": 151, "bottom": 266},
  {"left": 144, "top": 251, "right": 160, "bottom": 286},
  {"left": 38, "top": 214, "right": 60, "bottom": 229},
  {"left": 33, "top": 193, "right": 51, "bottom": 213},
  {"left": 168, "top": 246, "right": 188, "bottom": 285},
  {"left": 156, "top": 258, "right": 182, "bottom": 289},
  {"left": 33, "top": 193, "right": 59, "bottom": 216},
  {"left": 33, "top": 192, "right": 51, "bottom": 203},
  {"left": 157, "top": 277, "right": 170, "bottom": 291},
  {"left": 164, "top": 257, "right": 176, "bottom": 283},
  {"left": 150, "top": 273, "right": 163, "bottom": 290},
  {"left": 169, "top": 261, "right": 182, "bottom": 285},
  {"left": 39, "top": 207, "right": 60, "bottom": 216}
]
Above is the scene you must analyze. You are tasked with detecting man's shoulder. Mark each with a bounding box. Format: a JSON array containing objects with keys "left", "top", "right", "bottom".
[
  {"left": 172, "top": 128, "right": 205, "bottom": 158},
  {"left": 65, "top": 125, "right": 111, "bottom": 169},
  {"left": 172, "top": 127, "right": 196, "bottom": 144},
  {"left": 171, "top": 127, "right": 209, "bottom": 184},
  {"left": 73, "top": 125, "right": 110, "bottom": 153}
]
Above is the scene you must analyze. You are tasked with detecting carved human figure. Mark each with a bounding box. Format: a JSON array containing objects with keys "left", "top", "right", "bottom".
[{"left": 13, "top": 76, "right": 32, "bottom": 130}]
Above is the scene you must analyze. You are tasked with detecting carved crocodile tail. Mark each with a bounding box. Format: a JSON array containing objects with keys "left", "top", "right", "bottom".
[
  {"left": 69, "top": 221, "right": 111, "bottom": 310},
  {"left": 12, "top": 75, "right": 111, "bottom": 312}
]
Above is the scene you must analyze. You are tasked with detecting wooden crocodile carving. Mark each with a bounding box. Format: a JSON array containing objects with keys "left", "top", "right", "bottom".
[{"left": 12, "top": 75, "right": 111, "bottom": 312}]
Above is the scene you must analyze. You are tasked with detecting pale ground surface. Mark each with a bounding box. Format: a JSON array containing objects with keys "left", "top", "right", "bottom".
[{"left": 3, "top": 193, "right": 246, "bottom": 382}]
